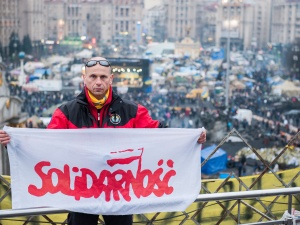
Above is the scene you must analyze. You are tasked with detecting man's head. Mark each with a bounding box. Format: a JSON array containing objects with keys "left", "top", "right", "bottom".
[{"left": 83, "top": 57, "right": 113, "bottom": 99}]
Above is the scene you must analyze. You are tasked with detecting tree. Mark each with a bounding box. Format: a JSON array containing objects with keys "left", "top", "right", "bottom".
[
  {"left": 8, "top": 32, "right": 21, "bottom": 57},
  {"left": 282, "top": 39, "right": 300, "bottom": 78},
  {"left": 0, "top": 41, "right": 3, "bottom": 58},
  {"left": 22, "top": 34, "right": 33, "bottom": 54}
]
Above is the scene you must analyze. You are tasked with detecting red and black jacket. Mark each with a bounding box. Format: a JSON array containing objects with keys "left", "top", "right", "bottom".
[{"left": 48, "top": 87, "right": 166, "bottom": 129}]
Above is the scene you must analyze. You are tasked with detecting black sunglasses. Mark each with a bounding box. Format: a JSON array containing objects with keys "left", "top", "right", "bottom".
[{"left": 85, "top": 60, "right": 111, "bottom": 67}]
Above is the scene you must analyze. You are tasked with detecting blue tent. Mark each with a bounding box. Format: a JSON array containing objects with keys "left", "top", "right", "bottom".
[
  {"left": 211, "top": 48, "right": 225, "bottom": 60},
  {"left": 33, "top": 68, "right": 51, "bottom": 77},
  {"left": 201, "top": 145, "right": 228, "bottom": 175},
  {"left": 245, "top": 81, "right": 254, "bottom": 88},
  {"left": 155, "top": 67, "right": 164, "bottom": 74},
  {"left": 29, "top": 75, "right": 40, "bottom": 81}
]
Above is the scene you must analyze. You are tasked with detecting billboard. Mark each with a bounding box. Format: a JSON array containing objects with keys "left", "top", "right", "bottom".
[{"left": 107, "top": 58, "right": 151, "bottom": 93}]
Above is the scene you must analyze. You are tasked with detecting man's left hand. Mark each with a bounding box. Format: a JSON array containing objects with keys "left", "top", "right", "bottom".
[{"left": 197, "top": 130, "right": 206, "bottom": 144}]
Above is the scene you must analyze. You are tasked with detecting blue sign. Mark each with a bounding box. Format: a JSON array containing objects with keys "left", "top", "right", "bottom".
[{"left": 211, "top": 49, "right": 225, "bottom": 60}]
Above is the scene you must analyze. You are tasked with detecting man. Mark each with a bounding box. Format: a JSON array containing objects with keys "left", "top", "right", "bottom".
[{"left": 0, "top": 56, "right": 206, "bottom": 225}]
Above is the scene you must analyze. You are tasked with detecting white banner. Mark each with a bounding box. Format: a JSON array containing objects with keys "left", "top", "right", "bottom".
[{"left": 4, "top": 126, "right": 203, "bottom": 215}]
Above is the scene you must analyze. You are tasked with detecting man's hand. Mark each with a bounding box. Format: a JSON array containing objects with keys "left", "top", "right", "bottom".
[
  {"left": 0, "top": 130, "right": 10, "bottom": 146},
  {"left": 197, "top": 130, "right": 206, "bottom": 144}
]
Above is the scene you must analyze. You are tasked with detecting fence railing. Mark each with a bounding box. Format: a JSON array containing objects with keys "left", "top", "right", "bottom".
[{"left": 0, "top": 186, "right": 299, "bottom": 224}]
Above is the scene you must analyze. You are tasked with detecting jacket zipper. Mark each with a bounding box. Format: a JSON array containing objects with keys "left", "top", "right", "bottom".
[
  {"left": 97, "top": 109, "right": 101, "bottom": 127},
  {"left": 97, "top": 97, "right": 120, "bottom": 128}
]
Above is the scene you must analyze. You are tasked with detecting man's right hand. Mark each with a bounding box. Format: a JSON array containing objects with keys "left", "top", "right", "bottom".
[{"left": 0, "top": 130, "right": 10, "bottom": 146}]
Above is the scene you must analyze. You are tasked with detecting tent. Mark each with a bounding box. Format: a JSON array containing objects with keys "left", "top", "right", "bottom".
[
  {"left": 284, "top": 109, "right": 300, "bottom": 116},
  {"left": 75, "top": 49, "right": 93, "bottom": 59},
  {"left": 201, "top": 144, "right": 228, "bottom": 175},
  {"left": 29, "top": 75, "right": 40, "bottom": 81},
  {"left": 272, "top": 80, "right": 300, "bottom": 97}
]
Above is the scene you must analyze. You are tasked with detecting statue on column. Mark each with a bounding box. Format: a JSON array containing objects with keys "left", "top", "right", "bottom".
[{"left": 186, "top": 26, "right": 191, "bottom": 37}]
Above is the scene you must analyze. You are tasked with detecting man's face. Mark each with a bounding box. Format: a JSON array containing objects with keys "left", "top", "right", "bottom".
[{"left": 83, "top": 59, "right": 113, "bottom": 99}]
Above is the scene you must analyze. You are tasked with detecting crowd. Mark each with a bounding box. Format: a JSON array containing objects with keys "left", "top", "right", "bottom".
[{"left": 3, "top": 52, "right": 300, "bottom": 146}]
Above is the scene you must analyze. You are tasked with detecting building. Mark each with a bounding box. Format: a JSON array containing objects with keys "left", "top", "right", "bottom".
[
  {"left": 271, "top": 0, "right": 300, "bottom": 44},
  {"left": 18, "top": 0, "right": 45, "bottom": 57},
  {"left": 143, "top": 5, "right": 167, "bottom": 42},
  {"left": 44, "top": 0, "right": 144, "bottom": 51},
  {"left": 0, "top": 0, "right": 44, "bottom": 58},
  {"left": 110, "top": 0, "right": 145, "bottom": 47},
  {"left": 253, "top": 0, "right": 272, "bottom": 49},
  {"left": 0, "top": 0, "right": 20, "bottom": 57},
  {"left": 19, "top": 0, "right": 45, "bottom": 43},
  {"left": 162, "top": 0, "right": 199, "bottom": 42},
  {"left": 45, "top": 0, "right": 67, "bottom": 41},
  {"left": 216, "top": 0, "right": 271, "bottom": 51},
  {"left": 174, "top": 36, "right": 201, "bottom": 59},
  {"left": 158, "top": 0, "right": 217, "bottom": 47},
  {"left": 196, "top": 0, "right": 218, "bottom": 47},
  {"left": 1, "top": 0, "right": 299, "bottom": 59}
]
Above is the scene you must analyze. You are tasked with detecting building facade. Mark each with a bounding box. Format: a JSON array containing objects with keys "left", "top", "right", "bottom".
[
  {"left": 196, "top": 0, "right": 218, "bottom": 47},
  {"left": 44, "top": 0, "right": 144, "bottom": 49},
  {"left": 110, "top": 0, "right": 145, "bottom": 46},
  {"left": 143, "top": 5, "right": 167, "bottom": 42},
  {"left": 216, "top": 0, "right": 271, "bottom": 51},
  {"left": 19, "top": 0, "right": 45, "bottom": 43},
  {"left": 1, "top": 0, "right": 300, "bottom": 57},
  {"left": 271, "top": 0, "right": 300, "bottom": 44},
  {"left": 44, "top": 0, "right": 66, "bottom": 41},
  {"left": 162, "top": 0, "right": 199, "bottom": 42},
  {"left": 0, "top": 0, "right": 20, "bottom": 56}
]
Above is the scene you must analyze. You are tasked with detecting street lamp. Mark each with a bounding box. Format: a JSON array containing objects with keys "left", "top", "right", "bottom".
[
  {"left": 13, "top": 42, "right": 18, "bottom": 67},
  {"left": 136, "top": 21, "right": 141, "bottom": 44},
  {"left": 222, "top": 0, "right": 239, "bottom": 113},
  {"left": 18, "top": 52, "right": 25, "bottom": 86},
  {"left": 292, "top": 45, "right": 299, "bottom": 76}
]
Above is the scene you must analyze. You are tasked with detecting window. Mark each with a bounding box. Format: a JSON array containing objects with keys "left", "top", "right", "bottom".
[{"left": 115, "top": 7, "right": 118, "bottom": 16}]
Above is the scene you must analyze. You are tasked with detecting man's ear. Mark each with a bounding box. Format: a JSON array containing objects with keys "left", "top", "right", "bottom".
[
  {"left": 81, "top": 74, "right": 86, "bottom": 85},
  {"left": 110, "top": 74, "right": 114, "bottom": 84}
]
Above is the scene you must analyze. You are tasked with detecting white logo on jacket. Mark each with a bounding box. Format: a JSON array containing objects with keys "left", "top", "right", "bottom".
[{"left": 110, "top": 113, "right": 121, "bottom": 124}]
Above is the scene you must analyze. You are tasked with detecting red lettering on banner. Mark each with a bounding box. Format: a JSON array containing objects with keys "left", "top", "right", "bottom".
[{"left": 28, "top": 148, "right": 177, "bottom": 201}]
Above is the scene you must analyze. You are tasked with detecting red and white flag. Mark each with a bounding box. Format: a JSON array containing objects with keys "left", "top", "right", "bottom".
[{"left": 4, "top": 126, "right": 204, "bottom": 215}]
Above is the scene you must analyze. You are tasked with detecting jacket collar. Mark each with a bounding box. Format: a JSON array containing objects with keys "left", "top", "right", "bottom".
[{"left": 76, "top": 86, "right": 121, "bottom": 108}]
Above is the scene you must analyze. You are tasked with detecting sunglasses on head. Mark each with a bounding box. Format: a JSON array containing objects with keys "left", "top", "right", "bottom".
[{"left": 85, "top": 60, "right": 111, "bottom": 67}]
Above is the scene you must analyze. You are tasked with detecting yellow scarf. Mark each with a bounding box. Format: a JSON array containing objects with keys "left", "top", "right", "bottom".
[{"left": 88, "top": 90, "right": 109, "bottom": 109}]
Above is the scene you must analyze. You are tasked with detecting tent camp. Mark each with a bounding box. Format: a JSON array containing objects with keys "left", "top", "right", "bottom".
[
  {"left": 201, "top": 145, "right": 228, "bottom": 175},
  {"left": 272, "top": 80, "right": 300, "bottom": 97},
  {"left": 75, "top": 49, "right": 93, "bottom": 59}
]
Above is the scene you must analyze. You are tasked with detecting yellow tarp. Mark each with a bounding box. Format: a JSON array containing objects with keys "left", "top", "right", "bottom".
[
  {"left": 186, "top": 88, "right": 209, "bottom": 99},
  {"left": 117, "top": 72, "right": 140, "bottom": 79},
  {"left": 0, "top": 168, "right": 299, "bottom": 224}
]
